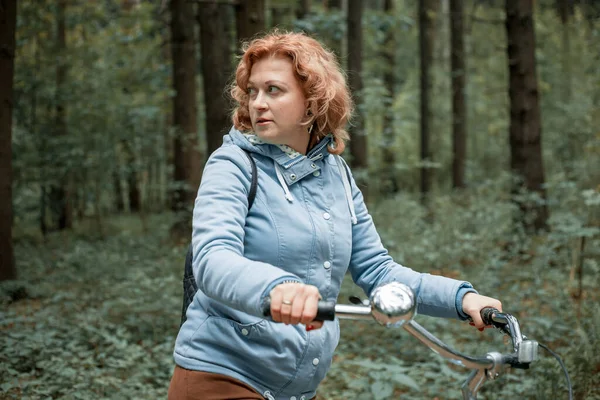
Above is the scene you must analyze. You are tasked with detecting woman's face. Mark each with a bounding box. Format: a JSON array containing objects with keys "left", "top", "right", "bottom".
[{"left": 247, "top": 56, "right": 310, "bottom": 154}]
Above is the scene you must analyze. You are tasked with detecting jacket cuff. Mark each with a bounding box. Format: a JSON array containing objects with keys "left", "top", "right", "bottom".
[{"left": 455, "top": 282, "right": 478, "bottom": 320}]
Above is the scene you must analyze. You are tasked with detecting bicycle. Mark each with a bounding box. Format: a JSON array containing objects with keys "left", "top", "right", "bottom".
[{"left": 263, "top": 282, "right": 572, "bottom": 400}]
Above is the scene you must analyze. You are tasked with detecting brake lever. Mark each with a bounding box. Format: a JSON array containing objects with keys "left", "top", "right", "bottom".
[
  {"left": 467, "top": 312, "right": 511, "bottom": 337},
  {"left": 348, "top": 295, "right": 369, "bottom": 306}
]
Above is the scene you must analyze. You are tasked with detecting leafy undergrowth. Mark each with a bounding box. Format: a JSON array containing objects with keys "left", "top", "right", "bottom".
[
  {"left": 2, "top": 187, "right": 599, "bottom": 399},
  {"left": 1, "top": 214, "right": 182, "bottom": 400}
]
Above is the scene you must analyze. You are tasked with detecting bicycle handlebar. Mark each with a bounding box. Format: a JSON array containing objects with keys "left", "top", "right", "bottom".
[
  {"left": 262, "top": 302, "right": 506, "bottom": 332},
  {"left": 262, "top": 282, "right": 540, "bottom": 400}
]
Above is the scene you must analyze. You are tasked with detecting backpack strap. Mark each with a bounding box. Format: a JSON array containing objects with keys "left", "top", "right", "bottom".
[
  {"left": 243, "top": 149, "right": 257, "bottom": 210},
  {"left": 181, "top": 244, "right": 196, "bottom": 326},
  {"left": 180, "top": 148, "right": 258, "bottom": 326}
]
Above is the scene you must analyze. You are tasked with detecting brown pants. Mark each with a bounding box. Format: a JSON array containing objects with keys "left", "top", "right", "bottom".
[
  {"left": 167, "top": 366, "right": 263, "bottom": 399},
  {"left": 168, "top": 366, "right": 318, "bottom": 400}
]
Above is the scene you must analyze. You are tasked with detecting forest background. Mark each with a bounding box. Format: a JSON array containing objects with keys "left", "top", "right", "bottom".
[{"left": 1, "top": 0, "right": 599, "bottom": 399}]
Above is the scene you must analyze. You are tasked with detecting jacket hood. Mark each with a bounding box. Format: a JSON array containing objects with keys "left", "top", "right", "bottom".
[
  {"left": 224, "top": 126, "right": 335, "bottom": 169},
  {"left": 222, "top": 126, "right": 356, "bottom": 223}
]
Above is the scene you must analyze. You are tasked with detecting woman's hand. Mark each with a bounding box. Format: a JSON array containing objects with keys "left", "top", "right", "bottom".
[
  {"left": 269, "top": 282, "right": 324, "bottom": 331},
  {"left": 462, "top": 292, "right": 503, "bottom": 330}
]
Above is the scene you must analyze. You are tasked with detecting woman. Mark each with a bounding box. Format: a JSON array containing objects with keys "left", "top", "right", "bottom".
[{"left": 168, "top": 31, "right": 501, "bottom": 400}]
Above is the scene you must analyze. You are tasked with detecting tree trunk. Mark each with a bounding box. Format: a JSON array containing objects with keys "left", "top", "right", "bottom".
[
  {"left": 325, "top": 0, "right": 341, "bottom": 9},
  {"left": 170, "top": 0, "right": 201, "bottom": 211},
  {"left": 450, "top": 0, "right": 467, "bottom": 189},
  {"left": 114, "top": 142, "right": 130, "bottom": 213},
  {"left": 556, "top": 0, "right": 572, "bottom": 100},
  {"left": 324, "top": 0, "right": 343, "bottom": 62},
  {"left": 198, "top": 2, "right": 234, "bottom": 156},
  {"left": 49, "top": 0, "right": 72, "bottom": 230},
  {"left": 296, "top": 0, "right": 311, "bottom": 19},
  {"left": 113, "top": 171, "right": 124, "bottom": 212},
  {"left": 419, "top": 0, "right": 436, "bottom": 202},
  {"left": 124, "top": 141, "right": 141, "bottom": 212},
  {"left": 121, "top": 0, "right": 140, "bottom": 11},
  {"left": 161, "top": 27, "right": 172, "bottom": 211},
  {"left": 579, "top": 0, "right": 600, "bottom": 29},
  {"left": 158, "top": 125, "right": 169, "bottom": 209},
  {"left": 271, "top": 5, "right": 290, "bottom": 28},
  {"left": 121, "top": 0, "right": 142, "bottom": 212},
  {"left": 31, "top": 36, "right": 46, "bottom": 235},
  {"left": 235, "top": 0, "right": 265, "bottom": 45},
  {"left": 505, "top": 0, "right": 549, "bottom": 231},
  {"left": 0, "top": 0, "right": 17, "bottom": 281},
  {"left": 381, "top": 0, "right": 398, "bottom": 195},
  {"left": 347, "top": 0, "right": 368, "bottom": 199}
]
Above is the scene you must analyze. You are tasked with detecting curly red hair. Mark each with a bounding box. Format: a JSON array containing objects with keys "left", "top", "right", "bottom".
[{"left": 230, "top": 31, "right": 353, "bottom": 155}]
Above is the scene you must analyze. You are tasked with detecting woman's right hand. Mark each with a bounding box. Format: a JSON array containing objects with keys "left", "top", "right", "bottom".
[{"left": 269, "top": 282, "right": 324, "bottom": 331}]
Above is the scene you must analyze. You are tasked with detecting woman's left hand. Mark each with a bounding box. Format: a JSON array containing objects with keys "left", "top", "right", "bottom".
[{"left": 462, "top": 293, "right": 503, "bottom": 330}]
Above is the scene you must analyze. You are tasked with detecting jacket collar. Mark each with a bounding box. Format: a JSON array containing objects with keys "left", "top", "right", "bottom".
[{"left": 225, "top": 127, "right": 334, "bottom": 186}]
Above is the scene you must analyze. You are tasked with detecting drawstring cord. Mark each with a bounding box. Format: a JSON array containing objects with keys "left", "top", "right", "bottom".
[
  {"left": 274, "top": 162, "right": 294, "bottom": 202},
  {"left": 337, "top": 156, "right": 358, "bottom": 225},
  {"left": 273, "top": 154, "right": 357, "bottom": 226},
  {"left": 263, "top": 390, "right": 275, "bottom": 400}
]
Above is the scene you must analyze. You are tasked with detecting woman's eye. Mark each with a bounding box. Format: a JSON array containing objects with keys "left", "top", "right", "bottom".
[
  {"left": 247, "top": 87, "right": 256, "bottom": 95},
  {"left": 268, "top": 86, "right": 280, "bottom": 93}
]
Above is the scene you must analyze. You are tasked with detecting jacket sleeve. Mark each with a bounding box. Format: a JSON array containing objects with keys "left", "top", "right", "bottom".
[
  {"left": 344, "top": 165, "right": 472, "bottom": 319},
  {"left": 191, "top": 146, "right": 300, "bottom": 317}
]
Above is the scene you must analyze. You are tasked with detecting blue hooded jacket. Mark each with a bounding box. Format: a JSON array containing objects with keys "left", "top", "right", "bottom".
[{"left": 173, "top": 128, "right": 475, "bottom": 400}]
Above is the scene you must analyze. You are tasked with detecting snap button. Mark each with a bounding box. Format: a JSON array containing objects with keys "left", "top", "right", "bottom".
[
  {"left": 241, "top": 328, "right": 249, "bottom": 336},
  {"left": 300, "top": 397, "right": 306, "bottom": 400},
  {"left": 290, "top": 397, "right": 297, "bottom": 400},
  {"left": 311, "top": 163, "right": 317, "bottom": 169},
  {"left": 313, "top": 171, "right": 320, "bottom": 177},
  {"left": 290, "top": 174, "right": 297, "bottom": 180},
  {"left": 323, "top": 212, "right": 330, "bottom": 220},
  {"left": 312, "top": 358, "right": 320, "bottom": 366},
  {"left": 323, "top": 261, "right": 331, "bottom": 269}
]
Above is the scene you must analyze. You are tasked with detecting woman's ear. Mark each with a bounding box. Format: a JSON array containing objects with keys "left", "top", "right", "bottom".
[
  {"left": 305, "top": 100, "right": 313, "bottom": 116},
  {"left": 301, "top": 109, "right": 313, "bottom": 124}
]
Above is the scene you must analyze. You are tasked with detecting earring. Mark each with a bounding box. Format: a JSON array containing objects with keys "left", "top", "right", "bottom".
[{"left": 308, "top": 123, "right": 314, "bottom": 134}]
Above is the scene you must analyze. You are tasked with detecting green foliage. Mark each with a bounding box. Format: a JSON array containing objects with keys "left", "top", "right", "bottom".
[
  {"left": 2, "top": 215, "right": 181, "bottom": 400},
  {"left": 320, "top": 180, "right": 600, "bottom": 399},
  {"left": 11, "top": 1, "right": 600, "bottom": 223},
  {"left": 13, "top": 0, "right": 170, "bottom": 222},
  {"left": 4, "top": 186, "right": 600, "bottom": 399},
  {"left": 5, "top": 1, "right": 600, "bottom": 399},
  {"left": 292, "top": 3, "right": 600, "bottom": 198}
]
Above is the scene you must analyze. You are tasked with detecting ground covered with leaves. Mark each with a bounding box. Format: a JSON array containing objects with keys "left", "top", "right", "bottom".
[{"left": 2, "top": 188, "right": 599, "bottom": 399}]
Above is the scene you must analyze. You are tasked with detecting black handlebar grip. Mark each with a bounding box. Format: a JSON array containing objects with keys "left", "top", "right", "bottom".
[
  {"left": 261, "top": 299, "right": 336, "bottom": 321},
  {"left": 315, "top": 301, "right": 336, "bottom": 321},
  {"left": 480, "top": 307, "right": 501, "bottom": 326}
]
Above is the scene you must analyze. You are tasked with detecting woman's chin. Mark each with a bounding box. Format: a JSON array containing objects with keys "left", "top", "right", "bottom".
[{"left": 255, "top": 130, "right": 283, "bottom": 144}]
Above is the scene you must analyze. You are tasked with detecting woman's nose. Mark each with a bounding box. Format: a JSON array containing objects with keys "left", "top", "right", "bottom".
[{"left": 252, "top": 91, "right": 268, "bottom": 110}]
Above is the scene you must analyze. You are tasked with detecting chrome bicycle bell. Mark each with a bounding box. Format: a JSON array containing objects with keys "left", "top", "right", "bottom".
[{"left": 370, "top": 282, "right": 416, "bottom": 327}]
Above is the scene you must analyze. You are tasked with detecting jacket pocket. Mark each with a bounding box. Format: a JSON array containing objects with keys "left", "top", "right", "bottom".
[
  {"left": 200, "top": 294, "right": 264, "bottom": 326},
  {"left": 191, "top": 316, "right": 304, "bottom": 391}
]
